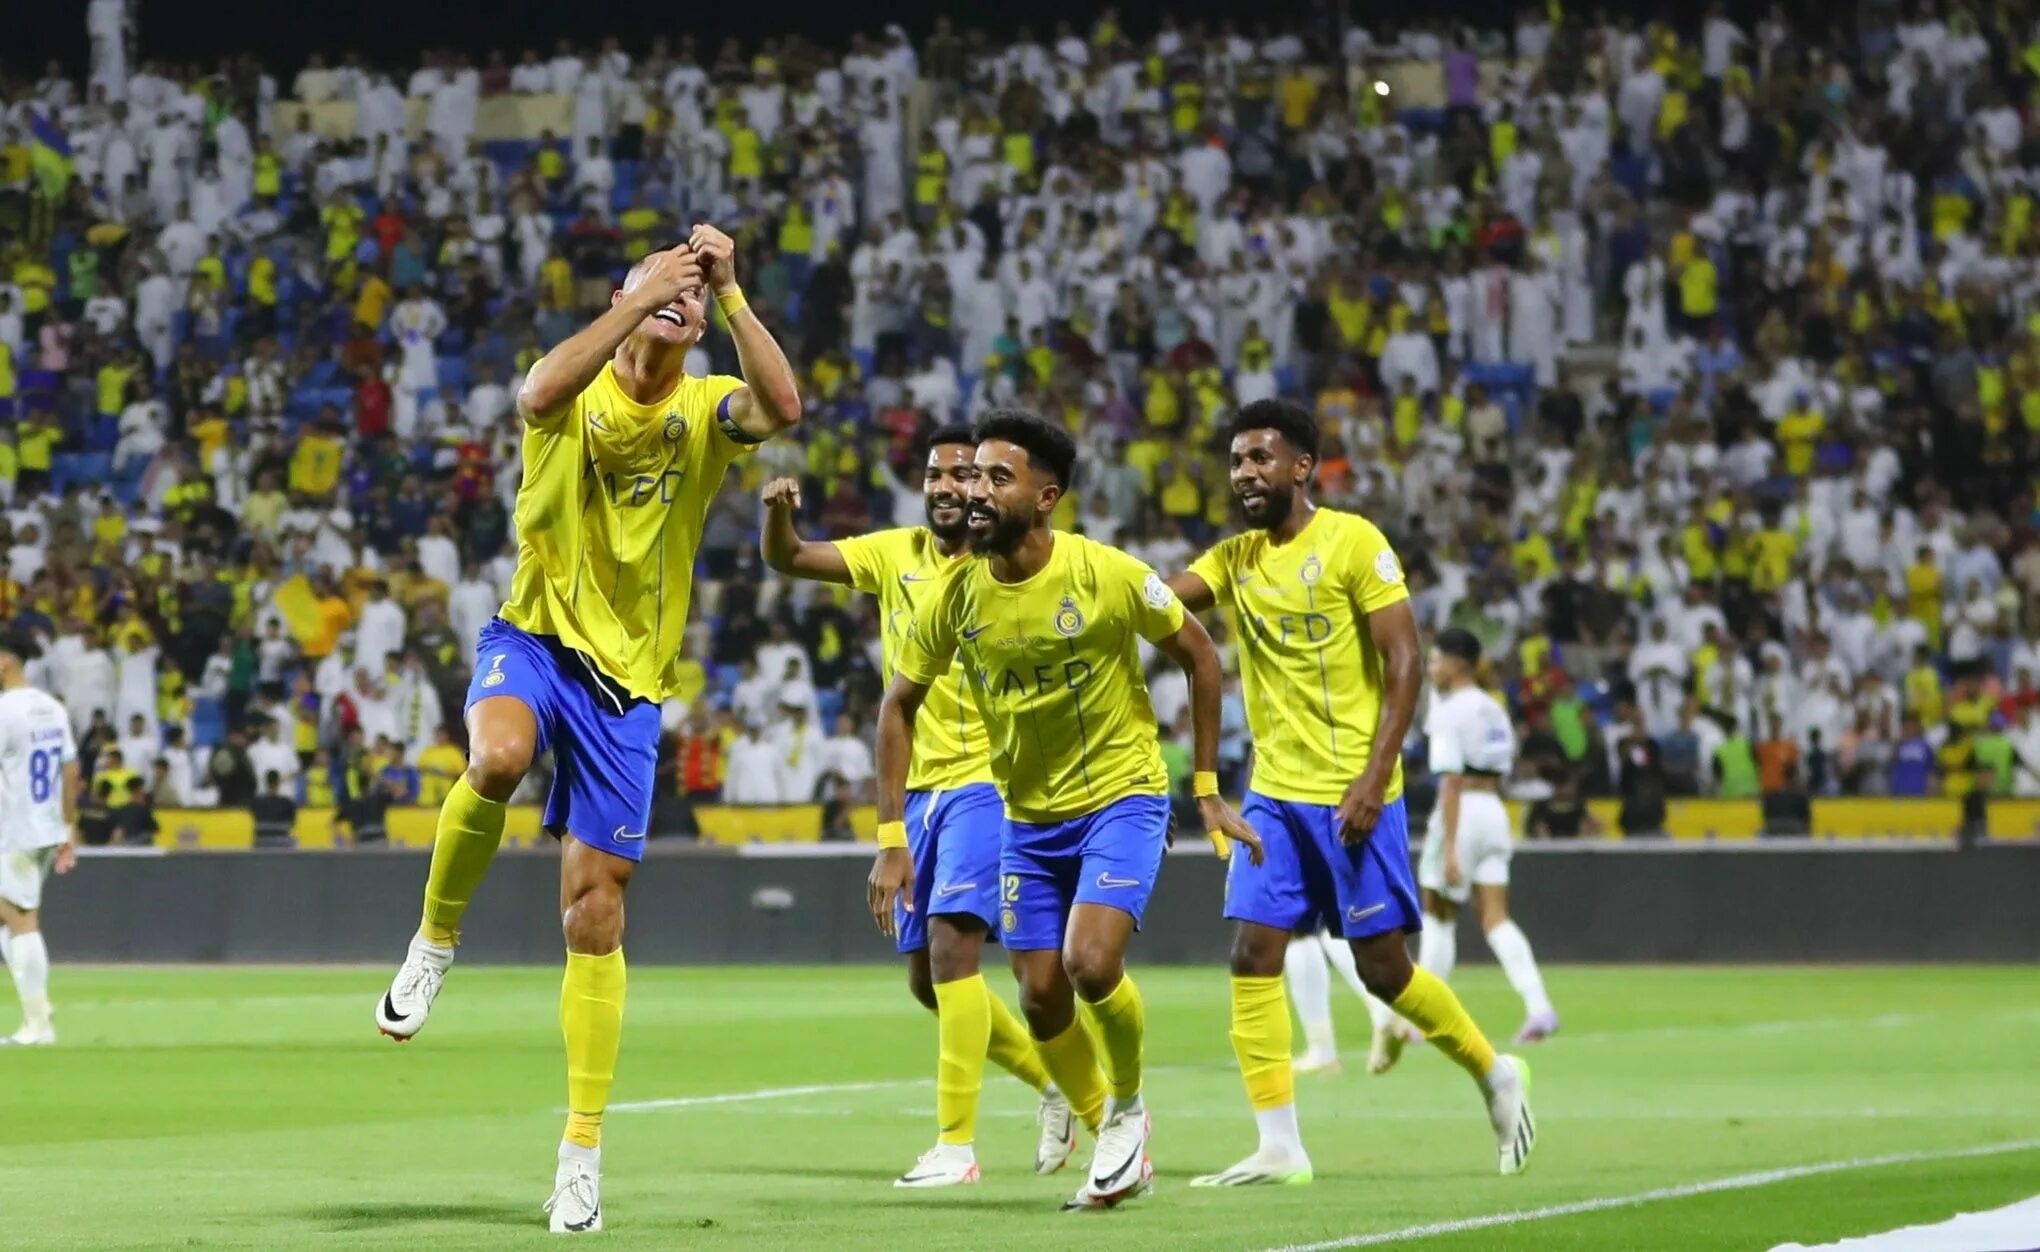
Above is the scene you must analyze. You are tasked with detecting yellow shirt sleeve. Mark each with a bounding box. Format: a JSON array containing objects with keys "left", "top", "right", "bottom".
[
  {"left": 1344, "top": 516, "right": 1412, "bottom": 614},
  {"left": 1125, "top": 559, "right": 1186, "bottom": 644},
  {"left": 898, "top": 570, "right": 962, "bottom": 686},
  {"left": 832, "top": 528, "right": 897, "bottom": 596},
  {"left": 1186, "top": 538, "right": 1236, "bottom": 609}
]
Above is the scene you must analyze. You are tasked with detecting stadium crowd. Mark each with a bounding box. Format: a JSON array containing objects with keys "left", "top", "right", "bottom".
[{"left": 5, "top": 2, "right": 2040, "bottom": 841}]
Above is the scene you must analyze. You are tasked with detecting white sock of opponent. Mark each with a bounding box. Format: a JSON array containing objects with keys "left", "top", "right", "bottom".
[
  {"left": 8, "top": 931, "right": 49, "bottom": 1029},
  {"left": 1416, "top": 914, "right": 1458, "bottom": 983},
  {"left": 0, "top": 925, "right": 12, "bottom": 968},
  {"left": 1485, "top": 921, "right": 1553, "bottom": 1018},
  {"left": 1317, "top": 931, "right": 1395, "bottom": 1030},
  {"left": 1284, "top": 935, "right": 1336, "bottom": 1059}
]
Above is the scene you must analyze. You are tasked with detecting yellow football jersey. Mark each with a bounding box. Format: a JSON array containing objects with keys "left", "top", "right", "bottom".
[
  {"left": 900, "top": 533, "right": 1182, "bottom": 823},
  {"left": 1187, "top": 508, "right": 1409, "bottom": 805},
  {"left": 501, "top": 362, "right": 747, "bottom": 701},
  {"left": 834, "top": 527, "right": 993, "bottom": 793}
]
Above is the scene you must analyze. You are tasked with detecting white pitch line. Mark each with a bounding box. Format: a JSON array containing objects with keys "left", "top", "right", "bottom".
[
  {"left": 608, "top": 1078, "right": 929, "bottom": 1113},
  {"left": 1255, "top": 1138, "right": 2040, "bottom": 1252}
]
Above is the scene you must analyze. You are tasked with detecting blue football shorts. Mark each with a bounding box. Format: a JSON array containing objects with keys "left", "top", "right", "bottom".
[
  {"left": 893, "top": 782, "right": 1005, "bottom": 954},
  {"left": 1223, "top": 792, "right": 1422, "bottom": 940},
  {"left": 465, "top": 617, "right": 661, "bottom": 862},
  {"left": 999, "top": 792, "right": 1170, "bottom": 952}
]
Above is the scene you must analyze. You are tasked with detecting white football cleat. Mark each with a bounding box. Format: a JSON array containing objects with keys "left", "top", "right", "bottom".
[
  {"left": 545, "top": 1145, "right": 602, "bottom": 1233},
  {"left": 1085, "top": 1097, "right": 1152, "bottom": 1203},
  {"left": 1367, "top": 1023, "right": 1411, "bottom": 1075},
  {"left": 0, "top": 1023, "right": 55, "bottom": 1047},
  {"left": 1060, "top": 1154, "right": 1154, "bottom": 1211},
  {"left": 1034, "top": 1087, "right": 1077, "bottom": 1175},
  {"left": 894, "top": 1142, "right": 980, "bottom": 1188},
  {"left": 1485, "top": 1055, "right": 1537, "bottom": 1176},
  {"left": 1189, "top": 1148, "right": 1313, "bottom": 1187},
  {"left": 374, "top": 935, "right": 453, "bottom": 1041},
  {"left": 1293, "top": 1047, "right": 1344, "bottom": 1076}
]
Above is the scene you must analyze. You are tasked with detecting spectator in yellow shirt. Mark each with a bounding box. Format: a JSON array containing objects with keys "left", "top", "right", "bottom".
[
  {"left": 289, "top": 419, "right": 346, "bottom": 500},
  {"left": 1904, "top": 547, "right": 1944, "bottom": 648},
  {"left": 1776, "top": 402, "right": 1825, "bottom": 477}
]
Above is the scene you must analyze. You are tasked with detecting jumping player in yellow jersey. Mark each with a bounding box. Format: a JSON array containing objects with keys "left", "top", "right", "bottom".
[
  {"left": 876, "top": 410, "right": 1263, "bottom": 1212},
  {"left": 372, "top": 225, "right": 803, "bottom": 1235},
  {"left": 759, "top": 428, "right": 1075, "bottom": 1188},
  {"left": 1167, "top": 400, "right": 1536, "bottom": 1187}
]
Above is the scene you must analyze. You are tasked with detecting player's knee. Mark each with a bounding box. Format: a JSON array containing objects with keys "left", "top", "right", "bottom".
[
  {"left": 561, "top": 883, "right": 624, "bottom": 954},
  {"left": 1227, "top": 925, "right": 1287, "bottom": 977},
  {"left": 1351, "top": 937, "right": 1413, "bottom": 1000},
  {"left": 1061, "top": 944, "right": 1123, "bottom": 1003},
  {"left": 465, "top": 736, "right": 533, "bottom": 801},
  {"left": 905, "top": 961, "right": 938, "bottom": 1011}
]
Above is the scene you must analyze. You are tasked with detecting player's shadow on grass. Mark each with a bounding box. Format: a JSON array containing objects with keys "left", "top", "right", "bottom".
[{"left": 304, "top": 1201, "right": 532, "bottom": 1231}]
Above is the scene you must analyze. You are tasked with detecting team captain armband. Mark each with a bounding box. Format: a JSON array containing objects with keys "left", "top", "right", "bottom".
[{"left": 715, "top": 391, "right": 767, "bottom": 445}]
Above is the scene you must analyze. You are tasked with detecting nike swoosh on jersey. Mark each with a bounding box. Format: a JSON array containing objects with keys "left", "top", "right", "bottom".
[
  {"left": 1236, "top": 573, "right": 1256, "bottom": 586},
  {"left": 900, "top": 571, "right": 934, "bottom": 583},
  {"left": 961, "top": 625, "right": 991, "bottom": 641}
]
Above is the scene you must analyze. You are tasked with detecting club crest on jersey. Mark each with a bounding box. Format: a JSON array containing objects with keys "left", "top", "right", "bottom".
[
  {"left": 664, "top": 413, "right": 688, "bottom": 442},
  {"left": 1299, "top": 553, "right": 1323, "bottom": 586},
  {"left": 1053, "top": 595, "right": 1084, "bottom": 638}
]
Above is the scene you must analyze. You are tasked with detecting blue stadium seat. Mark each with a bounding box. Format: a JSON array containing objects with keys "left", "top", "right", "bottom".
[
  {"left": 191, "top": 697, "right": 228, "bottom": 748},
  {"left": 436, "top": 356, "right": 471, "bottom": 392}
]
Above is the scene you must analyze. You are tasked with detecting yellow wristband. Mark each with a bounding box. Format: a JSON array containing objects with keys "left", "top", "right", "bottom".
[
  {"left": 876, "top": 820, "right": 908, "bottom": 850},
  {"left": 715, "top": 287, "right": 749, "bottom": 319},
  {"left": 1207, "top": 830, "right": 1232, "bottom": 861},
  {"left": 1192, "top": 770, "right": 1220, "bottom": 798}
]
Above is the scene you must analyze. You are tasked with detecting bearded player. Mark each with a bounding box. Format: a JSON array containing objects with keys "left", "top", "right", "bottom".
[
  {"left": 759, "top": 431, "right": 1075, "bottom": 1188},
  {"left": 1170, "top": 400, "right": 1535, "bottom": 1187},
  {"left": 876, "top": 410, "right": 1262, "bottom": 1211},
  {"left": 372, "top": 226, "right": 802, "bottom": 1233}
]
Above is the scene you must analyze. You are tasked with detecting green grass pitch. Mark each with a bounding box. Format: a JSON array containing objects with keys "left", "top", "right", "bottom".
[{"left": 3, "top": 964, "right": 2037, "bottom": 1249}]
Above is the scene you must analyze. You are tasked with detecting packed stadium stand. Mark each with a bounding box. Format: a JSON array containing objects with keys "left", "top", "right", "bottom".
[{"left": 5, "top": 2, "right": 2040, "bottom": 841}]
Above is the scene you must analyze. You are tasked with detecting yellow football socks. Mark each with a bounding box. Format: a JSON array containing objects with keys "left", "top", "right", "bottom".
[
  {"left": 1391, "top": 965, "right": 1497, "bottom": 1081},
  {"left": 561, "top": 949, "right": 627, "bottom": 1149},
  {"left": 931, "top": 975, "right": 993, "bottom": 1145},
  {"left": 419, "top": 778, "right": 507, "bottom": 947},
  {"left": 1035, "top": 1017, "right": 1108, "bottom": 1133},
  {"left": 985, "top": 992, "right": 1051, "bottom": 1092},
  {"left": 1228, "top": 975, "right": 1294, "bottom": 1111},
  {"left": 1079, "top": 973, "right": 1146, "bottom": 1104}
]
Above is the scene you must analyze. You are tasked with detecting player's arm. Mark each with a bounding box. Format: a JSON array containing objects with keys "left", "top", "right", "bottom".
[
  {"left": 689, "top": 223, "right": 802, "bottom": 440},
  {"left": 515, "top": 246, "right": 704, "bottom": 423},
  {"left": 871, "top": 673, "right": 929, "bottom": 936},
  {"left": 759, "top": 478, "right": 853, "bottom": 584},
  {"left": 1169, "top": 540, "right": 1233, "bottom": 615},
  {"left": 56, "top": 759, "right": 81, "bottom": 874},
  {"left": 1166, "top": 570, "right": 1218, "bottom": 614},
  {"left": 1339, "top": 597, "right": 1424, "bottom": 844},
  {"left": 1147, "top": 597, "right": 1263, "bottom": 865},
  {"left": 869, "top": 587, "right": 959, "bottom": 935}
]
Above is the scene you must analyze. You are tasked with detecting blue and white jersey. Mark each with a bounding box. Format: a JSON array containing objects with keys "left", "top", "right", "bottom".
[
  {"left": 0, "top": 687, "right": 76, "bottom": 851},
  {"left": 1424, "top": 685, "right": 1516, "bottom": 777}
]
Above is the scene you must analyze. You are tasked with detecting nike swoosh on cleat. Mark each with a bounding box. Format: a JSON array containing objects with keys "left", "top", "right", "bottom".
[
  {"left": 1092, "top": 1148, "right": 1142, "bottom": 1193},
  {"left": 380, "top": 992, "right": 404, "bottom": 1025}
]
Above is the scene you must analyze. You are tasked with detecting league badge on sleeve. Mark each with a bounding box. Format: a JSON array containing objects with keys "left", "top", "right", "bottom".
[
  {"left": 1374, "top": 548, "right": 1403, "bottom": 585},
  {"left": 1142, "top": 572, "right": 1176, "bottom": 610}
]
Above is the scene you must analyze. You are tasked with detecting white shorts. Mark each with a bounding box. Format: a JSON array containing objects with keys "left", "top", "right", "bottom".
[
  {"left": 0, "top": 846, "right": 58, "bottom": 912},
  {"left": 1418, "top": 789, "right": 1513, "bottom": 904}
]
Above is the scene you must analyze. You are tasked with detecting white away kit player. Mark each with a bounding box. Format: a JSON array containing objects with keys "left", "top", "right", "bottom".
[
  {"left": 0, "top": 634, "right": 81, "bottom": 1047},
  {"left": 1379, "top": 627, "right": 1555, "bottom": 1071}
]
